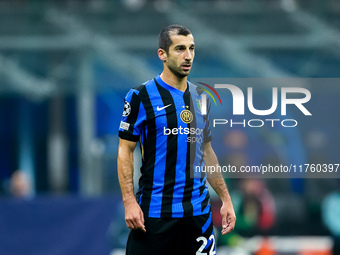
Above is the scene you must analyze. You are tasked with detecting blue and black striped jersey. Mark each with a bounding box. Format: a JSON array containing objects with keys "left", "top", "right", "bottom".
[{"left": 119, "top": 74, "right": 212, "bottom": 218}]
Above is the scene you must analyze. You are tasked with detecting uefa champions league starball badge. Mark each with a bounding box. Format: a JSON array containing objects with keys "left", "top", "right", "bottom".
[{"left": 122, "top": 100, "right": 131, "bottom": 117}]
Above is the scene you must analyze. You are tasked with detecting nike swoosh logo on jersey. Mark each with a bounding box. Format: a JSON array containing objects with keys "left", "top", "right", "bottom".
[{"left": 157, "top": 104, "right": 172, "bottom": 111}]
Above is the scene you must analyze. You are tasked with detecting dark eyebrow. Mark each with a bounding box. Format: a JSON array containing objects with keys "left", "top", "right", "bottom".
[
  {"left": 174, "top": 44, "right": 185, "bottom": 49},
  {"left": 174, "top": 43, "right": 195, "bottom": 49}
]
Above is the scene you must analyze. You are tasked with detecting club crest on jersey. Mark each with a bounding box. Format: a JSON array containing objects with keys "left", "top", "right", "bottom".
[
  {"left": 180, "top": 106, "right": 193, "bottom": 124},
  {"left": 122, "top": 100, "right": 131, "bottom": 117}
]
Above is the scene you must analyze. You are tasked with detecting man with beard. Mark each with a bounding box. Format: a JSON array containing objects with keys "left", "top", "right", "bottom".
[{"left": 118, "top": 24, "right": 236, "bottom": 254}]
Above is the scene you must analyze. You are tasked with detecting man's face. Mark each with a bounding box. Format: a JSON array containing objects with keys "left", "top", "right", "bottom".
[{"left": 165, "top": 33, "right": 195, "bottom": 78}]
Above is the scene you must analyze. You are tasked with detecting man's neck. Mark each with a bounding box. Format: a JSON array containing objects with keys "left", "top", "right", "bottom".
[{"left": 160, "top": 71, "right": 187, "bottom": 92}]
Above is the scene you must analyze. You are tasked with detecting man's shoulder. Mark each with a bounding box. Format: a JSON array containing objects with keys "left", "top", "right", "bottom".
[
  {"left": 189, "top": 81, "right": 205, "bottom": 96},
  {"left": 131, "top": 78, "right": 156, "bottom": 94}
]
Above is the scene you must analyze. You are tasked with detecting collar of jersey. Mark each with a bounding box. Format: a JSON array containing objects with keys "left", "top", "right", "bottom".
[{"left": 155, "top": 74, "right": 189, "bottom": 96}]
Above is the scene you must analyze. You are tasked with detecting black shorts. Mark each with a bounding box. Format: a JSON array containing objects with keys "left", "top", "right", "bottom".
[{"left": 126, "top": 213, "right": 216, "bottom": 255}]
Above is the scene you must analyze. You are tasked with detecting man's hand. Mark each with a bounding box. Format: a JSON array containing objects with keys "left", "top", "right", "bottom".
[
  {"left": 117, "top": 138, "right": 146, "bottom": 232},
  {"left": 220, "top": 201, "right": 236, "bottom": 235},
  {"left": 203, "top": 142, "right": 236, "bottom": 235},
  {"left": 124, "top": 200, "right": 146, "bottom": 232}
]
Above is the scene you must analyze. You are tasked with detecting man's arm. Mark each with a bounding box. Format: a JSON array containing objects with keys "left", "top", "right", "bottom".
[
  {"left": 117, "top": 138, "right": 146, "bottom": 232},
  {"left": 204, "top": 141, "right": 236, "bottom": 235}
]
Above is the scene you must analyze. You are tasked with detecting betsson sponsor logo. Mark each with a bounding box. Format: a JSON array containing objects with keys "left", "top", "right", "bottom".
[{"left": 163, "top": 126, "right": 203, "bottom": 135}]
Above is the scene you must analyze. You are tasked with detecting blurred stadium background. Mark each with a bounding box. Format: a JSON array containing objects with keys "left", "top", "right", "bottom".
[{"left": 0, "top": 0, "right": 340, "bottom": 254}]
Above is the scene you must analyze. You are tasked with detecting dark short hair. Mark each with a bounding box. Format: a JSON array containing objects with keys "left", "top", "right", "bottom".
[{"left": 159, "top": 24, "right": 191, "bottom": 53}]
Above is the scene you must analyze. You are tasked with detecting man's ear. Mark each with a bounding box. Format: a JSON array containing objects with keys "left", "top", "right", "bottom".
[{"left": 158, "top": 48, "right": 167, "bottom": 62}]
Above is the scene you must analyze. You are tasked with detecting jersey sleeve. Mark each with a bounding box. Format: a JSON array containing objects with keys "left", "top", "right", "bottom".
[
  {"left": 118, "top": 88, "right": 146, "bottom": 142},
  {"left": 203, "top": 96, "right": 212, "bottom": 143}
]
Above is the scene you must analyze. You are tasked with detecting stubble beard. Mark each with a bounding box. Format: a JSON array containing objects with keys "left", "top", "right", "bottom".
[{"left": 167, "top": 62, "right": 190, "bottom": 79}]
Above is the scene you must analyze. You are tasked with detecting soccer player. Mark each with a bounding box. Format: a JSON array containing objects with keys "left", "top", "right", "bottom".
[{"left": 117, "top": 24, "right": 236, "bottom": 254}]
